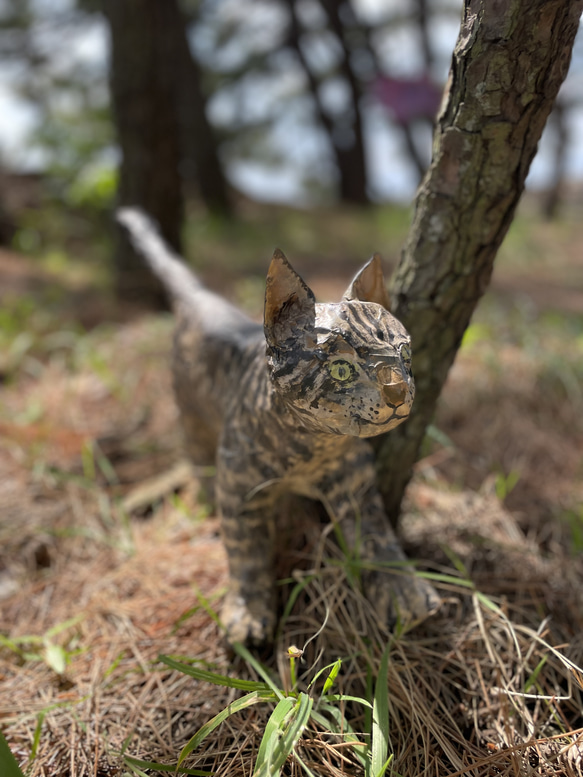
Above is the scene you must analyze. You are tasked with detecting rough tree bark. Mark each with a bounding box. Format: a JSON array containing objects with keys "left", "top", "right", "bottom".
[
  {"left": 103, "top": 0, "right": 230, "bottom": 307},
  {"left": 174, "top": 3, "right": 231, "bottom": 216},
  {"left": 376, "top": 0, "right": 583, "bottom": 525},
  {"left": 104, "top": 0, "right": 183, "bottom": 308},
  {"left": 319, "top": 0, "right": 369, "bottom": 204}
]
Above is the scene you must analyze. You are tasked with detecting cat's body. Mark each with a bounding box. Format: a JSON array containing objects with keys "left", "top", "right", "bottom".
[{"left": 118, "top": 208, "right": 439, "bottom": 644}]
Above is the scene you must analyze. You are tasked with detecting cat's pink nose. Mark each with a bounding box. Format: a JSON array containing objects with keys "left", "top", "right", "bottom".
[{"left": 382, "top": 381, "right": 408, "bottom": 406}]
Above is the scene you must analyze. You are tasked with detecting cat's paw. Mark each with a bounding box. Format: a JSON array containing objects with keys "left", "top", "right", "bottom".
[
  {"left": 221, "top": 591, "right": 276, "bottom": 647},
  {"left": 365, "top": 569, "right": 441, "bottom": 630}
]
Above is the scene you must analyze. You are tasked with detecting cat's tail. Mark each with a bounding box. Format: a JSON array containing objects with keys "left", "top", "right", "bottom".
[{"left": 116, "top": 207, "right": 203, "bottom": 305}]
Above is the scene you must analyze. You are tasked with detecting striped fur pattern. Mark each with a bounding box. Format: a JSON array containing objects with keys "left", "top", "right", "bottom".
[{"left": 117, "top": 208, "right": 439, "bottom": 645}]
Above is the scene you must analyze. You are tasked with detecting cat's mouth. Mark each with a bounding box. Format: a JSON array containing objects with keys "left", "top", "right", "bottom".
[{"left": 348, "top": 407, "right": 412, "bottom": 437}]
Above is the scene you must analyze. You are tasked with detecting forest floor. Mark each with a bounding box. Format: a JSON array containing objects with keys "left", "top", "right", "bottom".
[{"left": 1, "top": 197, "right": 583, "bottom": 777}]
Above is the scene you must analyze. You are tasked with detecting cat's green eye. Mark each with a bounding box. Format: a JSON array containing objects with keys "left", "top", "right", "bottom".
[
  {"left": 328, "top": 359, "right": 356, "bottom": 382},
  {"left": 400, "top": 344, "right": 412, "bottom": 363}
]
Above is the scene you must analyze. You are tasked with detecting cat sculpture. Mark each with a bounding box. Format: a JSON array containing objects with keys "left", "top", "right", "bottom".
[{"left": 117, "top": 208, "right": 440, "bottom": 645}]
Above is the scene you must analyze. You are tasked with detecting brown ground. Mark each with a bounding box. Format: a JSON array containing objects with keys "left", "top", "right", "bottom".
[{"left": 1, "top": 208, "right": 583, "bottom": 776}]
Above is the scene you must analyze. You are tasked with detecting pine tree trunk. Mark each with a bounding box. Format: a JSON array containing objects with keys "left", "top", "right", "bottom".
[
  {"left": 320, "top": 0, "right": 369, "bottom": 204},
  {"left": 376, "top": 0, "right": 583, "bottom": 525},
  {"left": 287, "top": 0, "right": 369, "bottom": 204},
  {"left": 174, "top": 4, "right": 232, "bottom": 216},
  {"left": 104, "top": 0, "right": 184, "bottom": 309}
]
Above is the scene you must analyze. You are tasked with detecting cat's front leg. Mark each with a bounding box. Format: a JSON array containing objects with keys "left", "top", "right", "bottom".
[
  {"left": 218, "top": 489, "right": 278, "bottom": 647},
  {"left": 320, "top": 460, "right": 440, "bottom": 629},
  {"left": 357, "top": 491, "right": 441, "bottom": 629}
]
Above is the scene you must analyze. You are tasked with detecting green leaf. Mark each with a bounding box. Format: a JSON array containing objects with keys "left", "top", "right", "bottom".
[
  {"left": 0, "top": 633, "right": 43, "bottom": 648},
  {"left": 278, "top": 574, "right": 316, "bottom": 634},
  {"left": 189, "top": 585, "right": 224, "bottom": 630},
  {"left": 44, "top": 643, "right": 68, "bottom": 675},
  {"left": 253, "top": 692, "right": 313, "bottom": 777},
  {"left": 31, "top": 711, "right": 45, "bottom": 760},
  {"left": 254, "top": 697, "right": 295, "bottom": 772},
  {"left": 45, "top": 614, "right": 84, "bottom": 640},
  {"left": 321, "top": 658, "right": 342, "bottom": 696},
  {"left": 0, "top": 731, "right": 26, "bottom": 777},
  {"left": 233, "top": 642, "right": 284, "bottom": 700},
  {"left": 425, "top": 424, "right": 455, "bottom": 449},
  {"left": 371, "top": 643, "right": 391, "bottom": 777},
  {"left": 415, "top": 571, "right": 474, "bottom": 588},
  {"left": 322, "top": 694, "right": 372, "bottom": 708},
  {"left": 439, "top": 544, "right": 470, "bottom": 578},
  {"left": 460, "top": 322, "right": 491, "bottom": 350},
  {"left": 524, "top": 655, "right": 548, "bottom": 694},
  {"left": 159, "top": 654, "right": 272, "bottom": 693},
  {"left": 376, "top": 754, "right": 394, "bottom": 776},
  {"left": 308, "top": 659, "right": 342, "bottom": 693},
  {"left": 177, "top": 691, "right": 274, "bottom": 767},
  {"left": 474, "top": 590, "right": 502, "bottom": 615}
]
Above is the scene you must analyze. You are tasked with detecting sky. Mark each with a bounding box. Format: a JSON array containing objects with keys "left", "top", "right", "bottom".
[{"left": 0, "top": 2, "right": 582, "bottom": 204}]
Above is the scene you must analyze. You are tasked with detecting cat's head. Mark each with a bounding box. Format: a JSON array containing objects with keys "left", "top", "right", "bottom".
[{"left": 264, "top": 250, "right": 414, "bottom": 437}]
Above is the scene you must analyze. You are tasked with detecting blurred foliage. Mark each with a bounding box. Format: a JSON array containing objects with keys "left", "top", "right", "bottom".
[
  {"left": 65, "top": 165, "right": 117, "bottom": 211},
  {"left": 0, "top": 0, "right": 462, "bottom": 216},
  {"left": 0, "top": 0, "right": 580, "bottom": 234},
  {"left": 183, "top": 200, "right": 412, "bottom": 276},
  {"left": 0, "top": 1, "right": 110, "bottom": 189}
]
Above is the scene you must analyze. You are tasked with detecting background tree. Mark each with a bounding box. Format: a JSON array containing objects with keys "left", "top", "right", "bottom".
[
  {"left": 285, "top": 0, "right": 370, "bottom": 204},
  {"left": 375, "top": 0, "right": 583, "bottom": 526},
  {"left": 0, "top": 0, "right": 113, "bottom": 227},
  {"left": 102, "top": 0, "right": 231, "bottom": 307},
  {"left": 2, "top": 0, "right": 581, "bottom": 218},
  {"left": 190, "top": 0, "right": 460, "bottom": 203},
  {"left": 103, "top": 0, "right": 183, "bottom": 307}
]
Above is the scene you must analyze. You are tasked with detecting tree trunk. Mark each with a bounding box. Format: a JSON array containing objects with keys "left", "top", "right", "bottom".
[
  {"left": 375, "top": 0, "right": 583, "bottom": 525},
  {"left": 174, "top": 4, "right": 231, "bottom": 216},
  {"left": 319, "top": 0, "right": 369, "bottom": 204},
  {"left": 542, "top": 101, "right": 568, "bottom": 220},
  {"left": 287, "top": 0, "right": 369, "bottom": 204},
  {"left": 104, "top": 0, "right": 184, "bottom": 308}
]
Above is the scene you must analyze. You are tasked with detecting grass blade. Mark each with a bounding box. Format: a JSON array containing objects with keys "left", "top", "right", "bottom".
[
  {"left": 0, "top": 732, "right": 25, "bottom": 777},
  {"left": 254, "top": 697, "right": 295, "bottom": 772},
  {"left": 44, "top": 614, "right": 84, "bottom": 640},
  {"left": 159, "top": 654, "right": 272, "bottom": 693},
  {"left": 416, "top": 571, "right": 475, "bottom": 588},
  {"left": 177, "top": 690, "right": 274, "bottom": 767},
  {"left": 321, "top": 657, "right": 342, "bottom": 695},
  {"left": 371, "top": 643, "right": 391, "bottom": 777},
  {"left": 233, "top": 642, "right": 284, "bottom": 700},
  {"left": 253, "top": 692, "right": 313, "bottom": 777},
  {"left": 277, "top": 574, "right": 316, "bottom": 634},
  {"left": 323, "top": 694, "right": 372, "bottom": 708},
  {"left": 376, "top": 754, "right": 394, "bottom": 776},
  {"left": 308, "top": 659, "right": 341, "bottom": 691}
]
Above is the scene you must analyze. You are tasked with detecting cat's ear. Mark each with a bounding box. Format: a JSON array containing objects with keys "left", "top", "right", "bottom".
[
  {"left": 342, "top": 253, "right": 391, "bottom": 310},
  {"left": 264, "top": 249, "right": 316, "bottom": 347}
]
